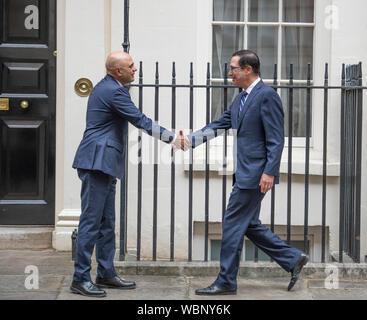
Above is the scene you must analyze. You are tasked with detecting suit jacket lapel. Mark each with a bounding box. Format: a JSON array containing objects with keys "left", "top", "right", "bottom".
[{"left": 237, "top": 80, "right": 264, "bottom": 131}]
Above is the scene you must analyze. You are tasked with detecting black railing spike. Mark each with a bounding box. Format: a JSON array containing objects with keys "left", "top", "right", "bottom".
[
  {"left": 172, "top": 62, "right": 176, "bottom": 78},
  {"left": 139, "top": 61, "right": 143, "bottom": 79},
  {"left": 273, "top": 63, "right": 278, "bottom": 85},
  {"left": 359, "top": 62, "right": 362, "bottom": 80},
  {"left": 352, "top": 65, "right": 356, "bottom": 81},
  {"left": 349, "top": 65, "right": 355, "bottom": 85},
  {"left": 346, "top": 65, "right": 350, "bottom": 82},
  {"left": 190, "top": 62, "right": 193, "bottom": 79},
  {"left": 207, "top": 62, "right": 210, "bottom": 80},
  {"left": 324, "top": 63, "right": 328, "bottom": 85},
  {"left": 352, "top": 65, "right": 355, "bottom": 80},
  {"left": 289, "top": 64, "right": 294, "bottom": 83},
  {"left": 224, "top": 63, "right": 228, "bottom": 82},
  {"left": 155, "top": 62, "right": 159, "bottom": 81}
]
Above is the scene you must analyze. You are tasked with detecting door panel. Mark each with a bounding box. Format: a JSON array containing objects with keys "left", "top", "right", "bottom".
[
  {"left": 1, "top": 119, "right": 46, "bottom": 199},
  {"left": 1, "top": 0, "right": 48, "bottom": 44},
  {"left": 2, "top": 60, "right": 48, "bottom": 94},
  {"left": 0, "top": 0, "right": 55, "bottom": 225}
]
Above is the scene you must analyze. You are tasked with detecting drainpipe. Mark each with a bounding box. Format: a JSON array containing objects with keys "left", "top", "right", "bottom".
[{"left": 120, "top": 0, "right": 130, "bottom": 261}]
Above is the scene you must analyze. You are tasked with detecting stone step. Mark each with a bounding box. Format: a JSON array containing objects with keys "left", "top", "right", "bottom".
[{"left": 0, "top": 227, "right": 53, "bottom": 250}]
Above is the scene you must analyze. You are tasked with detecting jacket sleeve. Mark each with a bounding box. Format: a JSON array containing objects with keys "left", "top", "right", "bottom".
[
  {"left": 111, "top": 86, "right": 175, "bottom": 143},
  {"left": 187, "top": 104, "right": 233, "bottom": 148},
  {"left": 260, "top": 89, "right": 284, "bottom": 176}
]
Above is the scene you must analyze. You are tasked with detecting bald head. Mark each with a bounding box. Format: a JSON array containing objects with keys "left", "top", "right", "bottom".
[
  {"left": 106, "top": 51, "right": 137, "bottom": 85},
  {"left": 106, "top": 51, "right": 129, "bottom": 73}
]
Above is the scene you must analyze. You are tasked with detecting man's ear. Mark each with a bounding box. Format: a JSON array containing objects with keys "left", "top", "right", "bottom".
[{"left": 245, "top": 65, "right": 253, "bottom": 74}]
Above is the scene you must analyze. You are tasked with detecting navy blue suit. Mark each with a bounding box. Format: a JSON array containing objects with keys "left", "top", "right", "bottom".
[
  {"left": 188, "top": 80, "right": 301, "bottom": 290},
  {"left": 72, "top": 74, "right": 174, "bottom": 282}
]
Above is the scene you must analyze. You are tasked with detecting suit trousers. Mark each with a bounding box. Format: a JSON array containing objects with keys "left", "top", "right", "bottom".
[
  {"left": 73, "top": 169, "right": 118, "bottom": 282},
  {"left": 214, "top": 186, "right": 301, "bottom": 290}
]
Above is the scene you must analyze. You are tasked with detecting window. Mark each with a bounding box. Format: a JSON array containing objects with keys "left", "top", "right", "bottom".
[{"left": 212, "top": 0, "right": 314, "bottom": 137}]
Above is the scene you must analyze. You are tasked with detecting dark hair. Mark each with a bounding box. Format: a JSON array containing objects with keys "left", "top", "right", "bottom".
[{"left": 232, "top": 50, "right": 260, "bottom": 75}]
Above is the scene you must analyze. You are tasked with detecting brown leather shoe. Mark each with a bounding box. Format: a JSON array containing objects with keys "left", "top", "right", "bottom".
[{"left": 95, "top": 276, "right": 136, "bottom": 290}]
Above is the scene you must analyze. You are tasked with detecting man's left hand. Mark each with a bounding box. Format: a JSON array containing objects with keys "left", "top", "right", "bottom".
[{"left": 259, "top": 173, "right": 274, "bottom": 194}]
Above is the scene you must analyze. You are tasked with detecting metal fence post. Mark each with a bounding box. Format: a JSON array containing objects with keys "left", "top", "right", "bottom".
[{"left": 119, "top": 0, "right": 130, "bottom": 261}]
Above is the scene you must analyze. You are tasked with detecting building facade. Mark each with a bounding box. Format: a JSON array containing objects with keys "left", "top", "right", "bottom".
[{"left": 0, "top": 0, "right": 366, "bottom": 263}]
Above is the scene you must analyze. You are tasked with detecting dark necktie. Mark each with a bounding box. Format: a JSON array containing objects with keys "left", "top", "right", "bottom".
[{"left": 238, "top": 91, "right": 248, "bottom": 120}]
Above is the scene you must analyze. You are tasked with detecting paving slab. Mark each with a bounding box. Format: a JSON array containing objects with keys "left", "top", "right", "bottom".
[{"left": 0, "top": 250, "right": 367, "bottom": 301}]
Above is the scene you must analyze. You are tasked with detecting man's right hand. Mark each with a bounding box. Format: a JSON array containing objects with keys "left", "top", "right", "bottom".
[{"left": 172, "top": 130, "right": 191, "bottom": 151}]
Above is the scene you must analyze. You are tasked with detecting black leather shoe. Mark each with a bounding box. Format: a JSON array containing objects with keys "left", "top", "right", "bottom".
[
  {"left": 195, "top": 284, "right": 237, "bottom": 296},
  {"left": 288, "top": 253, "right": 309, "bottom": 291},
  {"left": 96, "top": 275, "right": 136, "bottom": 290},
  {"left": 70, "top": 280, "right": 106, "bottom": 297}
]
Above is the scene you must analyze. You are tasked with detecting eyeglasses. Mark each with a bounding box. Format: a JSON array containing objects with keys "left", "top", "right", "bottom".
[{"left": 229, "top": 66, "right": 242, "bottom": 71}]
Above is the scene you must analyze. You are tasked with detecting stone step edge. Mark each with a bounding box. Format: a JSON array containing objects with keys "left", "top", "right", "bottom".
[
  {"left": 0, "top": 227, "right": 53, "bottom": 249},
  {"left": 114, "top": 261, "right": 367, "bottom": 280}
]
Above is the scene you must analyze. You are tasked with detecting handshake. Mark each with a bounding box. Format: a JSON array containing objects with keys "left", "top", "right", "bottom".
[{"left": 172, "top": 130, "right": 191, "bottom": 152}]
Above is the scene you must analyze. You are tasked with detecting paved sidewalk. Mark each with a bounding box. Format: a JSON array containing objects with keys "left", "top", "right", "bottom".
[{"left": 1, "top": 250, "right": 367, "bottom": 300}]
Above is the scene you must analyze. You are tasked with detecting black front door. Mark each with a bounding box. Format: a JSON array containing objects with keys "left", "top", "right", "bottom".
[{"left": 0, "top": 0, "right": 56, "bottom": 225}]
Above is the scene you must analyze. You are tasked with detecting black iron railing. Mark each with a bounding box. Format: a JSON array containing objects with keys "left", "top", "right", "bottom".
[
  {"left": 339, "top": 63, "right": 363, "bottom": 263},
  {"left": 119, "top": 62, "right": 364, "bottom": 263}
]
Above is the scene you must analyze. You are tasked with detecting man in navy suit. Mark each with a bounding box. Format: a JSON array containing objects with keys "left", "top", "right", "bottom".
[
  {"left": 188, "top": 50, "right": 309, "bottom": 295},
  {"left": 70, "top": 51, "right": 186, "bottom": 297}
]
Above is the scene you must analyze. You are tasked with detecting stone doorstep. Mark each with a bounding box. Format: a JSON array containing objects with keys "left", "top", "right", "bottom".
[
  {"left": 113, "top": 261, "right": 367, "bottom": 280},
  {"left": 0, "top": 227, "right": 53, "bottom": 250}
]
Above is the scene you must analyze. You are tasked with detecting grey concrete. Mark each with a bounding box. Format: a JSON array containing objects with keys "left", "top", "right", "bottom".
[
  {"left": 0, "top": 227, "right": 53, "bottom": 250},
  {"left": 0, "top": 250, "right": 367, "bottom": 300}
]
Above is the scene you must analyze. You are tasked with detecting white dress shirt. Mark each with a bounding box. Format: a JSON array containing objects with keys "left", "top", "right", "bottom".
[{"left": 243, "top": 77, "right": 261, "bottom": 102}]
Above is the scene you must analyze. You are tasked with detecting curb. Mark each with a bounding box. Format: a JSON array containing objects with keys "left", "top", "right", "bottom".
[{"left": 114, "top": 261, "right": 367, "bottom": 280}]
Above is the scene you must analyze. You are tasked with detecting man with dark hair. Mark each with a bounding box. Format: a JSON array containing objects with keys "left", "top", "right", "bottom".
[
  {"left": 232, "top": 49, "right": 261, "bottom": 74},
  {"left": 186, "top": 49, "right": 308, "bottom": 295}
]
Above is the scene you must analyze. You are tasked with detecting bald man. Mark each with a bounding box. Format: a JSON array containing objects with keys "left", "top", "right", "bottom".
[{"left": 71, "top": 52, "right": 185, "bottom": 297}]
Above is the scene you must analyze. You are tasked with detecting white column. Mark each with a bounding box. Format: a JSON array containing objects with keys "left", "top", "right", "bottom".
[{"left": 53, "top": 0, "right": 113, "bottom": 250}]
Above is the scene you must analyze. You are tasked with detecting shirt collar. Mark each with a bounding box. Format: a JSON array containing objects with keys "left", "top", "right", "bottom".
[
  {"left": 245, "top": 77, "right": 261, "bottom": 96},
  {"left": 114, "top": 78, "right": 123, "bottom": 87},
  {"left": 107, "top": 74, "right": 123, "bottom": 87}
]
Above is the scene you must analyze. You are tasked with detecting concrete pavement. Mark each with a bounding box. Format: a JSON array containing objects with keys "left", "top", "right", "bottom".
[{"left": 1, "top": 250, "right": 367, "bottom": 300}]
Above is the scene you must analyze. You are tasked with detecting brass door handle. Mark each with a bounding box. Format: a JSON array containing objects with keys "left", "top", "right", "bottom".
[{"left": 20, "top": 100, "right": 29, "bottom": 109}]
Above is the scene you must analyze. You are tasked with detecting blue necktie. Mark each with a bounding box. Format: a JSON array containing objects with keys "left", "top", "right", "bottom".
[{"left": 238, "top": 91, "right": 248, "bottom": 119}]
